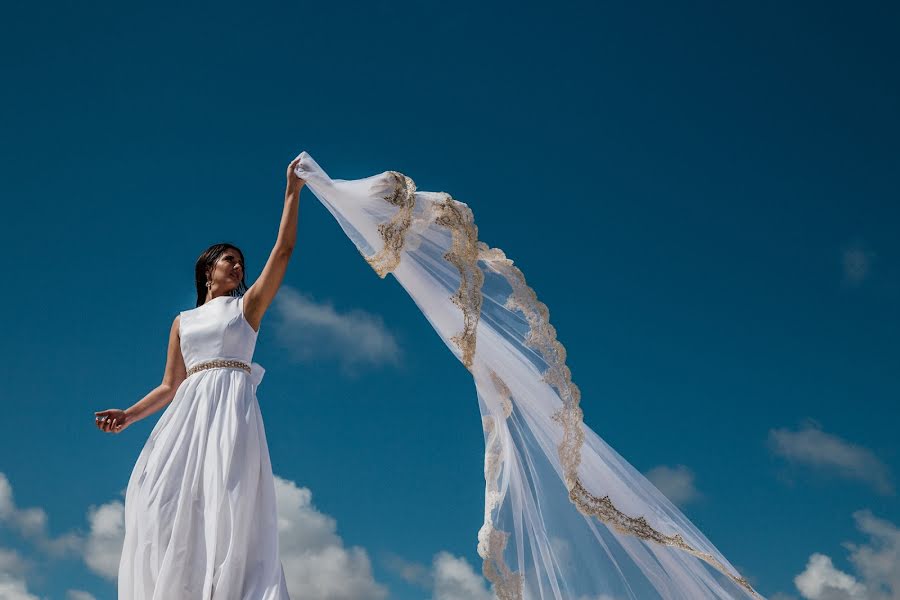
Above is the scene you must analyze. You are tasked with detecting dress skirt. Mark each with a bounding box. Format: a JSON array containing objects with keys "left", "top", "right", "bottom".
[{"left": 118, "top": 366, "right": 290, "bottom": 599}]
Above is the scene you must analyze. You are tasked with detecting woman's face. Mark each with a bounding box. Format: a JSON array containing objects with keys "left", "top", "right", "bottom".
[{"left": 207, "top": 248, "right": 244, "bottom": 294}]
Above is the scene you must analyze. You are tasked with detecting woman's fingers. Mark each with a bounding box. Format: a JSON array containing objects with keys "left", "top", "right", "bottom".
[
  {"left": 95, "top": 410, "right": 127, "bottom": 433},
  {"left": 288, "top": 154, "right": 305, "bottom": 176},
  {"left": 94, "top": 411, "right": 118, "bottom": 433}
]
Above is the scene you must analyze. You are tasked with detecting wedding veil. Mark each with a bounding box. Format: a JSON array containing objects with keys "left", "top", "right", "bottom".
[{"left": 293, "top": 152, "right": 764, "bottom": 600}]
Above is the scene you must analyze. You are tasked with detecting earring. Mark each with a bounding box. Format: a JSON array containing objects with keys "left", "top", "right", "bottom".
[{"left": 206, "top": 280, "right": 211, "bottom": 288}]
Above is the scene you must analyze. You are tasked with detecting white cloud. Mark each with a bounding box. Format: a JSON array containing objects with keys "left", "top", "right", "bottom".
[
  {"left": 644, "top": 464, "right": 701, "bottom": 506},
  {"left": 0, "top": 475, "right": 85, "bottom": 598},
  {"left": 273, "top": 475, "right": 387, "bottom": 600},
  {"left": 791, "top": 510, "right": 900, "bottom": 600},
  {"left": 83, "top": 499, "right": 125, "bottom": 580},
  {"left": 795, "top": 554, "right": 866, "bottom": 600},
  {"left": 431, "top": 552, "right": 494, "bottom": 600},
  {"left": 841, "top": 244, "right": 875, "bottom": 287},
  {"left": 768, "top": 422, "right": 894, "bottom": 495},
  {"left": 384, "top": 549, "right": 625, "bottom": 600},
  {"left": 845, "top": 511, "right": 900, "bottom": 599},
  {"left": 0, "top": 575, "right": 40, "bottom": 600},
  {"left": 0, "top": 547, "right": 28, "bottom": 577},
  {"left": 383, "top": 551, "right": 493, "bottom": 600},
  {"left": 66, "top": 591, "right": 98, "bottom": 600},
  {"left": 382, "top": 552, "right": 432, "bottom": 587},
  {"left": 550, "top": 535, "right": 574, "bottom": 571},
  {"left": 0, "top": 547, "right": 38, "bottom": 600},
  {"left": 273, "top": 286, "right": 401, "bottom": 374},
  {"left": 0, "top": 472, "right": 83, "bottom": 557}
]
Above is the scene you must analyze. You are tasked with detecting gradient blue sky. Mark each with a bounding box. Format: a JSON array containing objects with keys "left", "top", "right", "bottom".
[{"left": 1, "top": 1, "right": 898, "bottom": 599}]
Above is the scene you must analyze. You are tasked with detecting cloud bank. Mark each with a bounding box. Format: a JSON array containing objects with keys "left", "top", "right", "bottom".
[{"left": 785, "top": 510, "right": 899, "bottom": 600}]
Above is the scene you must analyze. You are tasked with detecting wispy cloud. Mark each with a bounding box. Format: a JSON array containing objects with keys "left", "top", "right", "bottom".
[
  {"left": 788, "top": 510, "right": 899, "bottom": 600},
  {"left": 0, "top": 474, "right": 93, "bottom": 597},
  {"left": 644, "top": 464, "right": 702, "bottom": 506},
  {"left": 273, "top": 286, "right": 402, "bottom": 375},
  {"left": 2, "top": 546, "right": 100, "bottom": 600},
  {"left": 0, "top": 548, "right": 28, "bottom": 578},
  {"left": 383, "top": 552, "right": 432, "bottom": 587},
  {"left": 0, "top": 473, "right": 83, "bottom": 557},
  {"left": 841, "top": 242, "right": 876, "bottom": 288},
  {"left": 768, "top": 421, "right": 894, "bottom": 495}
]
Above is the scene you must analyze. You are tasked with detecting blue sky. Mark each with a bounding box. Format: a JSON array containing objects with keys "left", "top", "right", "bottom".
[{"left": 1, "top": 1, "right": 898, "bottom": 599}]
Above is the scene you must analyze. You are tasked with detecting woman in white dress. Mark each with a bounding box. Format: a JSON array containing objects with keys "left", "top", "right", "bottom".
[{"left": 94, "top": 155, "right": 306, "bottom": 599}]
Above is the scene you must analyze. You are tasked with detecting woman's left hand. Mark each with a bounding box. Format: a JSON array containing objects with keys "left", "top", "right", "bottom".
[{"left": 94, "top": 408, "right": 131, "bottom": 434}]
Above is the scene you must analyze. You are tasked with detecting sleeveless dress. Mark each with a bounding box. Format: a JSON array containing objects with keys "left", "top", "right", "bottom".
[{"left": 118, "top": 294, "right": 291, "bottom": 600}]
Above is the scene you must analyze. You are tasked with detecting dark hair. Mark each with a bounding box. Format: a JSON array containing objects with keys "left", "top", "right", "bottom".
[{"left": 194, "top": 243, "right": 249, "bottom": 307}]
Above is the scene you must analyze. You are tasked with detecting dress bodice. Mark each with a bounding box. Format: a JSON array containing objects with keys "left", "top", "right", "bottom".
[{"left": 179, "top": 295, "right": 265, "bottom": 385}]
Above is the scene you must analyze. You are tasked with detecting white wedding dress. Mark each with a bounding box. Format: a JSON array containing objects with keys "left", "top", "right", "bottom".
[{"left": 118, "top": 294, "right": 290, "bottom": 599}]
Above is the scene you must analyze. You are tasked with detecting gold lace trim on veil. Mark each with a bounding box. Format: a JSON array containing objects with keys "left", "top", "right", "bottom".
[{"left": 361, "top": 171, "right": 761, "bottom": 599}]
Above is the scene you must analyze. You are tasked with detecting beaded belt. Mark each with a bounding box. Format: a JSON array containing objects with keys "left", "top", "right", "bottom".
[{"left": 186, "top": 359, "right": 252, "bottom": 378}]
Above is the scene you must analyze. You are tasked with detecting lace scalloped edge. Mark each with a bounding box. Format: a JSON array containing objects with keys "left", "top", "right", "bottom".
[{"left": 363, "top": 171, "right": 762, "bottom": 600}]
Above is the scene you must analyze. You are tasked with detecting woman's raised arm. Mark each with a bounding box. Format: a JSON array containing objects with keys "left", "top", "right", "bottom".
[{"left": 242, "top": 155, "right": 306, "bottom": 332}]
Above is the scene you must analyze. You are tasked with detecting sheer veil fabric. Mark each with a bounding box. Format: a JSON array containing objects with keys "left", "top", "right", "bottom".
[{"left": 294, "top": 152, "right": 764, "bottom": 600}]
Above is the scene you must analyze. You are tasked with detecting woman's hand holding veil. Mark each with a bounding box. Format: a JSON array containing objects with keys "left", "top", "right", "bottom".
[{"left": 286, "top": 154, "right": 306, "bottom": 197}]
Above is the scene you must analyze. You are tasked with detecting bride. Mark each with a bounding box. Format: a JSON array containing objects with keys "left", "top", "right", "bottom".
[
  {"left": 95, "top": 149, "right": 765, "bottom": 600},
  {"left": 93, "top": 156, "right": 306, "bottom": 599}
]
